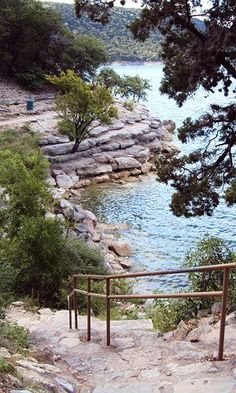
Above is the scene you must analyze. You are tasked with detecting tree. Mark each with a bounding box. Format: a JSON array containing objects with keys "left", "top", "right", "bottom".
[
  {"left": 54, "top": 33, "right": 108, "bottom": 81},
  {"left": 0, "top": 0, "right": 107, "bottom": 88},
  {"left": 47, "top": 70, "right": 118, "bottom": 153},
  {"left": 96, "top": 67, "right": 123, "bottom": 94},
  {"left": 118, "top": 74, "right": 151, "bottom": 101},
  {"left": 97, "top": 67, "right": 151, "bottom": 101},
  {"left": 75, "top": 0, "right": 236, "bottom": 217}
]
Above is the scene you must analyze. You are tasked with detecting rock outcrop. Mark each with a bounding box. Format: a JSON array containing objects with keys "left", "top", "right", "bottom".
[{"left": 39, "top": 101, "right": 177, "bottom": 191}]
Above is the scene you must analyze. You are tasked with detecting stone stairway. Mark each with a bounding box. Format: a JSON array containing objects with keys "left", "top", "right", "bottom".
[{"left": 7, "top": 305, "right": 236, "bottom": 393}]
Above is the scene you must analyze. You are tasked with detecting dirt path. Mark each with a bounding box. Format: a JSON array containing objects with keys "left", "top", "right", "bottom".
[{"left": 0, "top": 110, "right": 57, "bottom": 128}]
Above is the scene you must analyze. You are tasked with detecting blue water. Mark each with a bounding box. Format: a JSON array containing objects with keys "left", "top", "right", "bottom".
[{"left": 81, "top": 64, "right": 236, "bottom": 292}]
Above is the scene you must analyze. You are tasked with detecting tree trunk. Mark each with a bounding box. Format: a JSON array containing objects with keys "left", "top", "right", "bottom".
[{"left": 72, "top": 138, "right": 80, "bottom": 153}]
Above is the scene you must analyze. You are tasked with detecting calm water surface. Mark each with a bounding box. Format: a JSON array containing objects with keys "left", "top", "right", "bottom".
[{"left": 81, "top": 64, "right": 236, "bottom": 292}]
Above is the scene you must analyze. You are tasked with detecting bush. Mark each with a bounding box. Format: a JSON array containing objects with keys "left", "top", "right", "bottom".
[
  {"left": 123, "top": 100, "right": 135, "bottom": 111},
  {"left": 0, "top": 128, "right": 107, "bottom": 308},
  {"left": 47, "top": 70, "right": 117, "bottom": 153},
  {"left": 72, "top": 277, "right": 136, "bottom": 317},
  {"left": 17, "top": 67, "right": 45, "bottom": 90},
  {"left": 150, "top": 235, "right": 236, "bottom": 332},
  {"left": 186, "top": 235, "right": 236, "bottom": 308},
  {"left": 0, "top": 323, "right": 28, "bottom": 355},
  {"left": 0, "top": 357, "right": 14, "bottom": 374}
]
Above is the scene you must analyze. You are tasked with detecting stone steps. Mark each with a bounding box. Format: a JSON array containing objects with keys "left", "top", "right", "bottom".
[{"left": 7, "top": 306, "right": 236, "bottom": 393}]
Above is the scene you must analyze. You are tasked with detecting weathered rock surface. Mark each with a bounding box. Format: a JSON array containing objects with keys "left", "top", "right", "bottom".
[
  {"left": 6, "top": 305, "right": 236, "bottom": 393},
  {"left": 108, "top": 241, "right": 133, "bottom": 257},
  {"left": 31, "top": 101, "right": 178, "bottom": 190}
]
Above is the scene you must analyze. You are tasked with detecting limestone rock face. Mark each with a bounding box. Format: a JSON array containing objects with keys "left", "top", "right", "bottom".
[
  {"left": 115, "top": 157, "right": 142, "bottom": 170},
  {"left": 39, "top": 101, "right": 177, "bottom": 190}
]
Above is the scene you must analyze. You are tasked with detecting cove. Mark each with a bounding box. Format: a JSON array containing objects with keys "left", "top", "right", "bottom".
[{"left": 80, "top": 64, "right": 236, "bottom": 292}]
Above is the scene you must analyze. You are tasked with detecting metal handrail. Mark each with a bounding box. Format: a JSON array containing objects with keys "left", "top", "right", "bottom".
[{"left": 68, "top": 263, "right": 236, "bottom": 361}]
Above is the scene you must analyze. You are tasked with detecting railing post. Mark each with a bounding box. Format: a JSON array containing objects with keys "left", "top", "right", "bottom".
[
  {"left": 87, "top": 278, "right": 91, "bottom": 342},
  {"left": 73, "top": 277, "right": 78, "bottom": 330},
  {"left": 218, "top": 268, "right": 230, "bottom": 361},
  {"left": 106, "top": 278, "right": 111, "bottom": 346},
  {"left": 69, "top": 296, "right": 72, "bottom": 329}
]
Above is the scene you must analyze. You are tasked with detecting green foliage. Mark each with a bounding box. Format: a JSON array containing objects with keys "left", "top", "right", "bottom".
[
  {"left": 96, "top": 67, "right": 122, "bottom": 94},
  {"left": 66, "top": 239, "right": 106, "bottom": 276},
  {"left": 70, "top": 34, "right": 108, "bottom": 80},
  {"left": 47, "top": 70, "right": 118, "bottom": 152},
  {"left": 118, "top": 75, "right": 151, "bottom": 102},
  {"left": 156, "top": 105, "right": 236, "bottom": 217},
  {"left": 51, "top": 4, "right": 162, "bottom": 62},
  {"left": 149, "top": 298, "right": 198, "bottom": 333},
  {"left": 0, "top": 357, "right": 15, "bottom": 374},
  {"left": 150, "top": 235, "right": 235, "bottom": 332},
  {"left": 185, "top": 235, "right": 236, "bottom": 307},
  {"left": 0, "top": 151, "right": 50, "bottom": 236},
  {"left": 0, "top": 128, "right": 42, "bottom": 163},
  {"left": 131, "top": 1, "right": 236, "bottom": 216},
  {"left": 0, "top": 323, "right": 28, "bottom": 355},
  {"left": 0, "top": 128, "right": 106, "bottom": 308},
  {"left": 76, "top": 0, "right": 236, "bottom": 216},
  {"left": 97, "top": 67, "right": 151, "bottom": 101},
  {"left": 123, "top": 100, "right": 135, "bottom": 111},
  {"left": 0, "top": 0, "right": 107, "bottom": 88},
  {"left": 76, "top": 278, "right": 135, "bottom": 316},
  {"left": 0, "top": 217, "right": 72, "bottom": 306},
  {"left": 17, "top": 67, "right": 45, "bottom": 90}
]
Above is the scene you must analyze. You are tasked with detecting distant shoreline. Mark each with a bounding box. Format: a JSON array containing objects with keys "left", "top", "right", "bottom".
[{"left": 108, "top": 60, "right": 162, "bottom": 67}]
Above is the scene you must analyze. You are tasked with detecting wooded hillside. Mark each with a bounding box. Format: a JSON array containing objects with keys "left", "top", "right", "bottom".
[{"left": 47, "top": 3, "right": 162, "bottom": 62}]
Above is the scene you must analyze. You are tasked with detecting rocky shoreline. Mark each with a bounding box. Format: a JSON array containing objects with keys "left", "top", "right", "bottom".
[
  {"left": 40, "top": 101, "right": 177, "bottom": 273},
  {"left": 0, "top": 83, "right": 178, "bottom": 274},
  {"left": 41, "top": 100, "right": 177, "bottom": 190}
]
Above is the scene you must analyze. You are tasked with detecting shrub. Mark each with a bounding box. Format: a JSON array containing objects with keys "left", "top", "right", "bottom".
[
  {"left": 96, "top": 67, "right": 151, "bottom": 101},
  {"left": 150, "top": 235, "right": 236, "bottom": 332},
  {"left": 0, "top": 357, "right": 15, "bottom": 374},
  {"left": 0, "top": 324, "right": 28, "bottom": 355},
  {"left": 123, "top": 100, "right": 135, "bottom": 111},
  {"left": 149, "top": 297, "right": 199, "bottom": 332},
  {"left": 186, "top": 235, "right": 236, "bottom": 308},
  {"left": 72, "top": 278, "right": 135, "bottom": 317},
  {"left": 0, "top": 128, "right": 107, "bottom": 308}
]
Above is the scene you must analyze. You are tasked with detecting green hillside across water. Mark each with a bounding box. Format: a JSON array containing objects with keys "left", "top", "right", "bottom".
[{"left": 47, "top": 3, "right": 162, "bottom": 62}]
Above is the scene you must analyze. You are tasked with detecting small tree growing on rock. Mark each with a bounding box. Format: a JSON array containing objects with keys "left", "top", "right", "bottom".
[{"left": 47, "top": 70, "right": 118, "bottom": 153}]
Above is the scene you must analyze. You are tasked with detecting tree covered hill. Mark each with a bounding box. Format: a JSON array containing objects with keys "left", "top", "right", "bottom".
[{"left": 47, "top": 3, "right": 162, "bottom": 62}]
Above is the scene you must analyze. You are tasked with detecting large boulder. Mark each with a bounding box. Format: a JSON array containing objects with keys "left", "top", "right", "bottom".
[
  {"left": 108, "top": 241, "right": 133, "bottom": 257},
  {"left": 55, "top": 172, "right": 79, "bottom": 189},
  {"left": 115, "top": 157, "right": 142, "bottom": 170}
]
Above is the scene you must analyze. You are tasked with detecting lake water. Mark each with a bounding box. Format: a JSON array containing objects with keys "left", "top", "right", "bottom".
[{"left": 81, "top": 63, "right": 236, "bottom": 292}]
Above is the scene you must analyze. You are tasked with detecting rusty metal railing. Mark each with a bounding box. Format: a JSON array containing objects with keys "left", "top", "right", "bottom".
[{"left": 68, "top": 263, "right": 236, "bottom": 361}]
